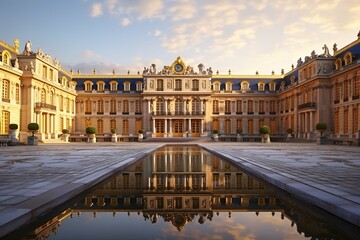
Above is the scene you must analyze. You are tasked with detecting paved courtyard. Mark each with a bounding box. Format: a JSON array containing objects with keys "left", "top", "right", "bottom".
[{"left": 0, "top": 141, "right": 359, "bottom": 238}]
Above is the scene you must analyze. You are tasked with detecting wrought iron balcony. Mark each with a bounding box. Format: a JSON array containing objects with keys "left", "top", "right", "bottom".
[
  {"left": 298, "top": 102, "right": 316, "bottom": 110},
  {"left": 35, "top": 102, "right": 56, "bottom": 111}
]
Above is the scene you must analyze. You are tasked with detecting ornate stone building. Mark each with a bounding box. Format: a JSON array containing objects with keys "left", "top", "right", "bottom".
[{"left": 1, "top": 31, "right": 359, "bottom": 144}]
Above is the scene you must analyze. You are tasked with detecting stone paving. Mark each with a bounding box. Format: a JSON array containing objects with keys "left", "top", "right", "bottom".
[{"left": 0, "top": 141, "right": 359, "bottom": 238}]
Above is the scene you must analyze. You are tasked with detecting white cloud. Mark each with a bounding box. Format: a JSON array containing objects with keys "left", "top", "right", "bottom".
[
  {"left": 120, "top": 18, "right": 131, "bottom": 26},
  {"left": 91, "top": 3, "right": 103, "bottom": 17},
  {"left": 168, "top": 1, "right": 197, "bottom": 21},
  {"left": 82, "top": 50, "right": 95, "bottom": 59},
  {"left": 153, "top": 30, "right": 161, "bottom": 37}
]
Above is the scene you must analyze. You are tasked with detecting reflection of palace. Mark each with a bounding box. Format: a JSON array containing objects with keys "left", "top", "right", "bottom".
[
  {"left": 23, "top": 146, "right": 346, "bottom": 239},
  {"left": 1, "top": 32, "right": 360, "bottom": 144}
]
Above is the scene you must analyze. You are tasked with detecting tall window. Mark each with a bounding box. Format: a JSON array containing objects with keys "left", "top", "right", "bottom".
[
  {"left": 59, "top": 117, "right": 64, "bottom": 132},
  {"left": 123, "top": 119, "right": 129, "bottom": 134},
  {"left": 335, "top": 83, "right": 340, "bottom": 102},
  {"left": 123, "top": 81, "right": 131, "bottom": 92},
  {"left": 354, "top": 77, "right": 360, "bottom": 97},
  {"left": 49, "top": 91, "right": 54, "bottom": 105},
  {"left": 236, "top": 119, "right": 242, "bottom": 133},
  {"left": 2, "top": 79, "right": 10, "bottom": 101},
  {"left": 66, "top": 98, "right": 70, "bottom": 112},
  {"left": 236, "top": 100, "right": 242, "bottom": 113},
  {"left": 2, "top": 52, "right": 10, "bottom": 65},
  {"left": 175, "top": 79, "right": 182, "bottom": 91},
  {"left": 97, "top": 119, "right": 104, "bottom": 134},
  {"left": 258, "top": 82, "right": 265, "bottom": 92},
  {"left": 269, "top": 83, "right": 276, "bottom": 92},
  {"left": 225, "top": 119, "right": 231, "bottom": 134},
  {"left": 248, "top": 119, "right": 253, "bottom": 134},
  {"left": 123, "top": 100, "right": 129, "bottom": 114},
  {"left": 85, "top": 82, "right": 92, "bottom": 92},
  {"left": 1, "top": 111, "right": 10, "bottom": 134},
  {"left": 110, "top": 81, "right": 118, "bottom": 91},
  {"left": 49, "top": 69, "right": 53, "bottom": 81},
  {"left": 42, "top": 65, "right": 47, "bottom": 78},
  {"left": 192, "top": 80, "right": 199, "bottom": 91},
  {"left": 334, "top": 111, "right": 339, "bottom": 134},
  {"left": 344, "top": 110, "right": 349, "bottom": 134},
  {"left": 269, "top": 100, "right": 276, "bottom": 113},
  {"left": 156, "top": 98, "right": 165, "bottom": 115},
  {"left": 110, "top": 119, "right": 116, "bottom": 132},
  {"left": 213, "top": 82, "right": 220, "bottom": 91},
  {"left": 353, "top": 108, "right": 359, "bottom": 132},
  {"left": 110, "top": 99, "right": 116, "bottom": 114},
  {"left": 225, "top": 100, "right": 231, "bottom": 114},
  {"left": 259, "top": 100, "right": 265, "bottom": 113},
  {"left": 191, "top": 98, "right": 201, "bottom": 114},
  {"left": 15, "top": 84, "right": 20, "bottom": 103},
  {"left": 135, "top": 100, "right": 142, "bottom": 114},
  {"left": 175, "top": 98, "right": 183, "bottom": 115},
  {"left": 213, "top": 100, "right": 219, "bottom": 114},
  {"left": 97, "top": 99, "right": 104, "bottom": 114},
  {"left": 270, "top": 119, "right": 276, "bottom": 134},
  {"left": 157, "top": 79, "right": 164, "bottom": 91},
  {"left": 85, "top": 100, "right": 92, "bottom": 114},
  {"left": 247, "top": 100, "right": 253, "bottom": 114},
  {"left": 97, "top": 82, "right": 105, "bottom": 92},
  {"left": 344, "top": 80, "right": 349, "bottom": 100},
  {"left": 136, "top": 82, "right": 142, "bottom": 92},
  {"left": 59, "top": 95, "right": 64, "bottom": 111},
  {"left": 225, "top": 82, "right": 232, "bottom": 92},
  {"left": 41, "top": 89, "right": 46, "bottom": 103}
]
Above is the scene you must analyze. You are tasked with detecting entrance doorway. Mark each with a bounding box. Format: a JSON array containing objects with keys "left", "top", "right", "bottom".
[
  {"left": 155, "top": 119, "right": 165, "bottom": 137},
  {"left": 173, "top": 120, "right": 183, "bottom": 137},
  {"left": 191, "top": 120, "right": 201, "bottom": 137}
]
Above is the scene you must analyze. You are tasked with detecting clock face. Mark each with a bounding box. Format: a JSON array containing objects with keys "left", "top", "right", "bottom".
[{"left": 174, "top": 64, "right": 183, "bottom": 72}]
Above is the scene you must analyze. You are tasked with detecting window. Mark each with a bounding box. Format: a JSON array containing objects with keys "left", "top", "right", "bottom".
[
  {"left": 269, "top": 82, "right": 276, "bottom": 92},
  {"left": 236, "top": 100, "right": 242, "bottom": 114},
  {"left": 344, "top": 80, "right": 349, "bottom": 100},
  {"left": 85, "top": 118, "right": 91, "bottom": 128},
  {"left": 175, "top": 98, "right": 183, "bottom": 115},
  {"left": 335, "top": 83, "right": 341, "bottom": 102},
  {"left": 236, "top": 119, "right": 242, "bottom": 133},
  {"left": 192, "top": 98, "right": 201, "bottom": 114},
  {"left": 213, "top": 82, "right": 220, "bottom": 91},
  {"left": 110, "top": 81, "right": 118, "bottom": 91},
  {"left": 66, "top": 118, "right": 70, "bottom": 130},
  {"left": 225, "top": 82, "right": 232, "bottom": 92},
  {"left": 175, "top": 79, "right": 182, "bottom": 91},
  {"left": 59, "top": 117, "right": 64, "bottom": 132},
  {"left": 110, "top": 99, "right": 116, "bottom": 114},
  {"left": 225, "top": 100, "right": 231, "bottom": 114},
  {"left": 353, "top": 108, "right": 359, "bottom": 133},
  {"left": 41, "top": 89, "right": 46, "bottom": 103},
  {"left": 123, "top": 100, "right": 129, "bottom": 114},
  {"left": 59, "top": 95, "right": 64, "bottom": 111},
  {"left": 71, "top": 99, "right": 75, "bottom": 113},
  {"left": 97, "top": 99, "right": 104, "bottom": 114},
  {"left": 66, "top": 98, "right": 70, "bottom": 112},
  {"left": 354, "top": 77, "right": 360, "bottom": 97},
  {"left": 156, "top": 98, "right": 165, "bottom": 115},
  {"left": 42, "top": 65, "right": 47, "bottom": 78},
  {"left": 2, "top": 51, "right": 10, "bottom": 65},
  {"left": 192, "top": 79, "right": 199, "bottom": 91},
  {"left": 97, "top": 81, "right": 105, "bottom": 92},
  {"left": 135, "top": 100, "right": 142, "bottom": 114},
  {"left": 123, "top": 119, "right": 129, "bottom": 134},
  {"left": 259, "top": 100, "right": 265, "bottom": 114},
  {"left": 290, "top": 76, "right": 296, "bottom": 85},
  {"left": 157, "top": 79, "right": 164, "bottom": 91},
  {"left": 97, "top": 119, "right": 104, "bottom": 134},
  {"left": 1, "top": 111, "right": 10, "bottom": 134},
  {"left": 213, "top": 100, "right": 219, "bottom": 114},
  {"left": 123, "top": 81, "right": 131, "bottom": 92},
  {"left": 344, "top": 52, "right": 352, "bottom": 65},
  {"left": 110, "top": 119, "right": 116, "bottom": 132},
  {"left": 241, "top": 81, "right": 249, "bottom": 91},
  {"left": 225, "top": 119, "right": 231, "bottom": 134},
  {"left": 84, "top": 81, "right": 93, "bottom": 92},
  {"left": 15, "top": 84, "right": 20, "bottom": 103},
  {"left": 85, "top": 100, "right": 92, "bottom": 114},
  {"left": 335, "top": 58, "right": 342, "bottom": 70},
  {"left": 269, "top": 100, "right": 276, "bottom": 113},
  {"left": 248, "top": 119, "right": 253, "bottom": 134},
  {"left": 247, "top": 100, "right": 253, "bottom": 114},
  {"left": 2, "top": 79, "right": 10, "bottom": 102},
  {"left": 49, "top": 69, "right": 54, "bottom": 81},
  {"left": 344, "top": 110, "right": 349, "bottom": 134},
  {"left": 258, "top": 82, "right": 265, "bottom": 92},
  {"left": 270, "top": 119, "right": 276, "bottom": 134},
  {"left": 136, "top": 81, "right": 142, "bottom": 92}
]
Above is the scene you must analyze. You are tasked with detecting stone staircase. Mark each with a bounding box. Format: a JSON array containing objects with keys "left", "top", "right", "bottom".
[{"left": 40, "top": 138, "right": 68, "bottom": 144}]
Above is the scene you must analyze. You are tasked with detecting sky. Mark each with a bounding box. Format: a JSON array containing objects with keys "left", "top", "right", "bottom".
[{"left": 2, "top": 0, "right": 360, "bottom": 75}]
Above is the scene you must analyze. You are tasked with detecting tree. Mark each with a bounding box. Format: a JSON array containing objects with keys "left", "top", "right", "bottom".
[
  {"left": 316, "top": 123, "right": 327, "bottom": 136},
  {"left": 27, "top": 123, "right": 39, "bottom": 137}
]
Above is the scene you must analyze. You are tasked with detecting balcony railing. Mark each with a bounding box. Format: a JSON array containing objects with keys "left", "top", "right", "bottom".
[
  {"left": 35, "top": 102, "right": 56, "bottom": 111},
  {"left": 298, "top": 102, "right": 316, "bottom": 110}
]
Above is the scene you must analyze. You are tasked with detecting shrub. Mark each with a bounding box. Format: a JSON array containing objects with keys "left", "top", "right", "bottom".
[
  {"left": 138, "top": 129, "right": 143, "bottom": 134},
  {"left": 28, "top": 123, "right": 39, "bottom": 136},
  {"left": 9, "top": 124, "right": 18, "bottom": 130},
  {"left": 286, "top": 128, "right": 293, "bottom": 134},
  {"left": 236, "top": 128, "right": 242, "bottom": 134},
  {"left": 86, "top": 127, "right": 96, "bottom": 135},
  {"left": 62, "top": 129, "right": 69, "bottom": 134},
  {"left": 111, "top": 128, "right": 117, "bottom": 134},
  {"left": 259, "top": 125, "right": 270, "bottom": 135},
  {"left": 212, "top": 129, "right": 218, "bottom": 134},
  {"left": 316, "top": 123, "right": 327, "bottom": 135}
]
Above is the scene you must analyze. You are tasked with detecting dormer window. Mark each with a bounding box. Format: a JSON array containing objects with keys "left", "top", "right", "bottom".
[
  {"left": 241, "top": 81, "right": 249, "bottom": 91},
  {"left": 110, "top": 81, "right": 118, "bottom": 91},
  {"left": 225, "top": 82, "right": 232, "bottom": 92},
  {"left": 136, "top": 81, "right": 143, "bottom": 92},
  {"left": 290, "top": 76, "right": 296, "bottom": 85},
  {"left": 123, "top": 81, "right": 131, "bottom": 92},
  {"left": 257, "top": 82, "right": 265, "bottom": 92},
  {"left": 335, "top": 58, "right": 342, "bottom": 70},
  {"left": 84, "top": 81, "right": 93, "bottom": 92},
  {"left": 97, "top": 81, "right": 105, "bottom": 92},
  {"left": 269, "top": 82, "right": 276, "bottom": 92},
  {"left": 344, "top": 52, "right": 352, "bottom": 66},
  {"left": 1, "top": 51, "right": 10, "bottom": 65},
  {"left": 213, "top": 81, "right": 220, "bottom": 91}
]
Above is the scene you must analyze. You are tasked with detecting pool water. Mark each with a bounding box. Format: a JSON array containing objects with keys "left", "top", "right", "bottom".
[{"left": 8, "top": 145, "right": 357, "bottom": 239}]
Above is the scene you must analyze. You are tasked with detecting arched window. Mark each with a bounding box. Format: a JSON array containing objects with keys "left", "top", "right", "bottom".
[
  {"left": 84, "top": 81, "right": 93, "bottom": 92},
  {"left": 123, "top": 81, "right": 131, "bottom": 92},
  {"left": 110, "top": 99, "right": 116, "bottom": 114},
  {"left": 175, "top": 98, "right": 183, "bottom": 115},
  {"left": 156, "top": 98, "right": 165, "bottom": 115},
  {"left": 136, "top": 81, "right": 142, "bottom": 92},
  {"left": 269, "top": 82, "right": 276, "bottom": 92},
  {"left": 41, "top": 89, "right": 46, "bottom": 103},
  {"left": 110, "top": 81, "right": 118, "bottom": 91},
  {"left": 97, "top": 119, "right": 104, "bottom": 134},
  {"left": 225, "top": 82, "right": 232, "bottom": 92},
  {"left": 213, "top": 100, "right": 219, "bottom": 114},
  {"left": 97, "top": 99, "right": 104, "bottom": 114},
  {"left": 241, "top": 81, "right": 249, "bottom": 91},
  {"left": 335, "top": 58, "right": 342, "bottom": 70},
  {"left": 212, "top": 81, "right": 220, "bottom": 91},
  {"left": 344, "top": 52, "right": 352, "bottom": 65},
  {"left": 97, "top": 81, "right": 105, "bottom": 92},
  {"left": 192, "top": 98, "right": 201, "bottom": 114},
  {"left": 257, "top": 82, "right": 265, "bottom": 92},
  {"left": 2, "top": 51, "right": 10, "bottom": 65}
]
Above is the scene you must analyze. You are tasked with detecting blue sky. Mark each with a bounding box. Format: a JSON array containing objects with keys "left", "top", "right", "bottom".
[{"left": 2, "top": 0, "right": 360, "bottom": 75}]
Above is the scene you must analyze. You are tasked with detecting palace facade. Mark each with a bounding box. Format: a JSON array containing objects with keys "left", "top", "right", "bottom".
[{"left": 1, "top": 31, "right": 360, "bottom": 144}]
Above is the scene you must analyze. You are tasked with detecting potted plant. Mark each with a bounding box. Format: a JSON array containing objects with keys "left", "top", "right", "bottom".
[
  {"left": 62, "top": 129, "right": 70, "bottom": 142},
  {"left": 86, "top": 126, "right": 96, "bottom": 143},
  {"left": 212, "top": 129, "right": 219, "bottom": 141},
  {"left": 259, "top": 125, "right": 271, "bottom": 143},
  {"left": 236, "top": 128, "right": 243, "bottom": 142},
  {"left": 138, "top": 129, "right": 144, "bottom": 142},
  {"left": 8, "top": 124, "right": 18, "bottom": 145},
  {"left": 27, "top": 123, "right": 39, "bottom": 145},
  {"left": 111, "top": 128, "right": 117, "bottom": 142},
  {"left": 316, "top": 123, "right": 327, "bottom": 144}
]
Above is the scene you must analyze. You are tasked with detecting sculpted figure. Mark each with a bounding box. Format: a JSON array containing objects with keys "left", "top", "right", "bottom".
[
  {"left": 149, "top": 64, "right": 157, "bottom": 74},
  {"left": 321, "top": 44, "right": 331, "bottom": 57},
  {"left": 333, "top": 43, "right": 338, "bottom": 52},
  {"left": 198, "top": 63, "right": 205, "bottom": 74},
  {"left": 297, "top": 57, "right": 303, "bottom": 67},
  {"left": 23, "top": 40, "right": 33, "bottom": 55}
]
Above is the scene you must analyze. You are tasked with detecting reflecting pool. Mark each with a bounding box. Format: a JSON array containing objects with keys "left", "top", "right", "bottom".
[{"left": 7, "top": 145, "right": 358, "bottom": 240}]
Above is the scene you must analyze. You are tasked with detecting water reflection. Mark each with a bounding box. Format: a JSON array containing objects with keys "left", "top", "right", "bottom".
[{"left": 22, "top": 146, "right": 356, "bottom": 240}]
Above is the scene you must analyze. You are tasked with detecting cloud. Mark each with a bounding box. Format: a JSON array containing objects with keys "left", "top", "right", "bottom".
[
  {"left": 168, "top": 1, "right": 197, "bottom": 21},
  {"left": 82, "top": 50, "right": 95, "bottom": 59},
  {"left": 120, "top": 18, "right": 131, "bottom": 26},
  {"left": 153, "top": 30, "right": 162, "bottom": 37},
  {"left": 91, "top": 3, "right": 103, "bottom": 17}
]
